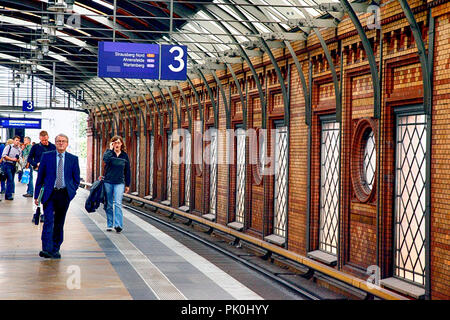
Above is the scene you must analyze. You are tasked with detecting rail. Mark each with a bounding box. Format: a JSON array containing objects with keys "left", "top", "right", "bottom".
[{"left": 79, "top": 181, "right": 408, "bottom": 300}]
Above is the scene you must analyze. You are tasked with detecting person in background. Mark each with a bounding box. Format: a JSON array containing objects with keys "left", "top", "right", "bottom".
[
  {"left": 17, "top": 141, "right": 25, "bottom": 182},
  {"left": 1, "top": 136, "right": 22, "bottom": 200},
  {"left": 27, "top": 131, "right": 56, "bottom": 172},
  {"left": 34, "top": 134, "right": 80, "bottom": 259},
  {"left": 102, "top": 135, "right": 130, "bottom": 233},
  {"left": 21, "top": 136, "right": 33, "bottom": 197},
  {"left": 27, "top": 131, "right": 56, "bottom": 222},
  {"left": 0, "top": 137, "right": 5, "bottom": 194}
]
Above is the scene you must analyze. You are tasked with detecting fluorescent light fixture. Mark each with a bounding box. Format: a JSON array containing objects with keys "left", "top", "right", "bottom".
[{"left": 92, "top": 0, "right": 114, "bottom": 10}]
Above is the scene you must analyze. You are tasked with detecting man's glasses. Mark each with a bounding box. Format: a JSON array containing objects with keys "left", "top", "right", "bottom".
[{"left": 55, "top": 140, "right": 68, "bottom": 144}]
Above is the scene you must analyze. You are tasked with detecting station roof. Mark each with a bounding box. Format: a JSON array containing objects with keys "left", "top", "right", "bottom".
[{"left": 0, "top": 0, "right": 369, "bottom": 111}]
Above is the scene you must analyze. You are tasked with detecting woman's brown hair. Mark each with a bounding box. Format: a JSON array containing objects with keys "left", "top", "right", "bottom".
[{"left": 110, "top": 135, "right": 127, "bottom": 152}]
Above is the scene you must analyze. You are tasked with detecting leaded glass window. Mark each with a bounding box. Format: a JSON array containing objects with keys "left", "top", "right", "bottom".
[
  {"left": 319, "top": 120, "right": 340, "bottom": 255},
  {"left": 166, "top": 132, "right": 172, "bottom": 202},
  {"left": 235, "top": 127, "right": 246, "bottom": 224},
  {"left": 136, "top": 136, "right": 140, "bottom": 193},
  {"left": 274, "top": 125, "right": 288, "bottom": 238},
  {"left": 149, "top": 135, "right": 154, "bottom": 198},
  {"left": 209, "top": 130, "right": 218, "bottom": 215},
  {"left": 394, "top": 113, "right": 427, "bottom": 286},
  {"left": 185, "top": 133, "right": 191, "bottom": 207},
  {"left": 363, "top": 131, "right": 376, "bottom": 191}
]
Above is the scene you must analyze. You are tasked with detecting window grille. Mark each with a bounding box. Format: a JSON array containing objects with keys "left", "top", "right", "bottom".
[
  {"left": 149, "top": 135, "right": 154, "bottom": 198},
  {"left": 273, "top": 125, "right": 288, "bottom": 238},
  {"left": 235, "top": 127, "right": 246, "bottom": 224},
  {"left": 319, "top": 120, "right": 340, "bottom": 255},
  {"left": 394, "top": 113, "right": 427, "bottom": 286},
  {"left": 136, "top": 136, "right": 140, "bottom": 193},
  {"left": 363, "top": 131, "right": 376, "bottom": 191},
  {"left": 209, "top": 130, "right": 218, "bottom": 215},
  {"left": 185, "top": 133, "right": 191, "bottom": 206},
  {"left": 166, "top": 132, "right": 172, "bottom": 202}
]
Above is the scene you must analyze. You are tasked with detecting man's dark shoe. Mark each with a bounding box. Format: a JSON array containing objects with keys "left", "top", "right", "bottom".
[
  {"left": 115, "top": 226, "right": 122, "bottom": 233},
  {"left": 52, "top": 252, "right": 61, "bottom": 259},
  {"left": 5, "top": 197, "right": 13, "bottom": 200},
  {"left": 23, "top": 193, "right": 33, "bottom": 197},
  {"left": 40, "top": 215, "right": 44, "bottom": 223},
  {"left": 39, "top": 251, "right": 53, "bottom": 258},
  {"left": 0, "top": 190, "right": 5, "bottom": 194}
]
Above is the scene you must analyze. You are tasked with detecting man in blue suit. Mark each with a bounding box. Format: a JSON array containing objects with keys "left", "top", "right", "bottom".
[{"left": 34, "top": 134, "right": 80, "bottom": 259}]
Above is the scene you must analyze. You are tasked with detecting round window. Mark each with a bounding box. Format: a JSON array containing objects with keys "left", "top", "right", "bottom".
[{"left": 351, "top": 118, "right": 377, "bottom": 203}]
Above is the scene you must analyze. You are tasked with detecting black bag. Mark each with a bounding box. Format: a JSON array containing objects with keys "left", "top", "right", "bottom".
[
  {"left": 32, "top": 207, "right": 40, "bottom": 225},
  {"left": 84, "top": 179, "right": 105, "bottom": 213},
  {"left": 0, "top": 163, "right": 6, "bottom": 182}
]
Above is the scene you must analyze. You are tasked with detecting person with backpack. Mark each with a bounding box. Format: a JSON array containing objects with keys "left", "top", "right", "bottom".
[{"left": 1, "top": 136, "right": 22, "bottom": 200}]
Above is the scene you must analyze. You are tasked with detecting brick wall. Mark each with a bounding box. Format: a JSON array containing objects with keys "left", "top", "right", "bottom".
[{"left": 88, "top": 0, "right": 450, "bottom": 299}]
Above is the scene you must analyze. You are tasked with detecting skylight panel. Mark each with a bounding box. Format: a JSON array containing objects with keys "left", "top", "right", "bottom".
[{"left": 93, "top": 0, "right": 114, "bottom": 11}]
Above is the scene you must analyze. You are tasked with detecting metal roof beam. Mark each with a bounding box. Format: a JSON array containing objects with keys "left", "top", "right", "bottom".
[
  {"left": 287, "top": 18, "right": 338, "bottom": 28},
  {"left": 261, "top": 32, "right": 307, "bottom": 42}
]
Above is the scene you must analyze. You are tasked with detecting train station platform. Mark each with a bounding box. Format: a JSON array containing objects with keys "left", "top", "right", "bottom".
[{"left": 0, "top": 182, "right": 311, "bottom": 301}]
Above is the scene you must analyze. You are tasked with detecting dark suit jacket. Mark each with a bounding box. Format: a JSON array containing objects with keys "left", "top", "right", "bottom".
[{"left": 34, "top": 150, "right": 81, "bottom": 204}]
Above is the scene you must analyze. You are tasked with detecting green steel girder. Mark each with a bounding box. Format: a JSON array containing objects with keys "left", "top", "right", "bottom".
[
  {"left": 202, "top": 8, "right": 267, "bottom": 129},
  {"left": 195, "top": 68, "right": 219, "bottom": 128},
  {"left": 177, "top": 84, "right": 193, "bottom": 132},
  {"left": 397, "top": 0, "right": 434, "bottom": 300},
  {"left": 119, "top": 97, "right": 137, "bottom": 137},
  {"left": 125, "top": 95, "right": 146, "bottom": 136},
  {"left": 224, "top": 0, "right": 289, "bottom": 127},
  {"left": 165, "top": 87, "right": 181, "bottom": 127},
  {"left": 187, "top": 75, "right": 205, "bottom": 125},
  {"left": 139, "top": 94, "right": 155, "bottom": 137},
  {"left": 286, "top": 43, "right": 311, "bottom": 126},
  {"left": 157, "top": 86, "right": 173, "bottom": 132},
  {"left": 398, "top": 0, "right": 433, "bottom": 116},
  {"left": 225, "top": 63, "right": 245, "bottom": 130},
  {"left": 148, "top": 89, "right": 164, "bottom": 137},
  {"left": 339, "top": 0, "right": 381, "bottom": 119},
  {"left": 110, "top": 78, "right": 141, "bottom": 136}
]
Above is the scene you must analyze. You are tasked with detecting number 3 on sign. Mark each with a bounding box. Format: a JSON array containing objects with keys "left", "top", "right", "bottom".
[
  {"left": 168, "top": 46, "right": 185, "bottom": 73},
  {"left": 160, "top": 44, "right": 187, "bottom": 80}
]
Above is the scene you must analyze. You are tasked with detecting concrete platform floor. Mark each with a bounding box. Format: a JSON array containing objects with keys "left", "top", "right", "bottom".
[{"left": 0, "top": 182, "right": 300, "bottom": 300}]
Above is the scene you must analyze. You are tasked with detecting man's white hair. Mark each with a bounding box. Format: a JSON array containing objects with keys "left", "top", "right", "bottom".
[{"left": 55, "top": 133, "right": 69, "bottom": 143}]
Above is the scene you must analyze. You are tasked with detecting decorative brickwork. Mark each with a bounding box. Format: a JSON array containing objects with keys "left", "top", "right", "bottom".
[{"left": 88, "top": 1, "right": 450, "bottom": 299}]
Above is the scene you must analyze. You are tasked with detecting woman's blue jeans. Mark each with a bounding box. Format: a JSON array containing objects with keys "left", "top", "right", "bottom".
[{"left": 104, "top": 182, "right": 125, "bottom": 229}]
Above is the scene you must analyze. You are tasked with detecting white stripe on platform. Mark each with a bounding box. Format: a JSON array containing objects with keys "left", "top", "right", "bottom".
[
  {"left": 124, "top": 210, "right": 263, "bottom": 300},
  {"left": 81, "top": 206, "right": 186, "bottom": 300}
]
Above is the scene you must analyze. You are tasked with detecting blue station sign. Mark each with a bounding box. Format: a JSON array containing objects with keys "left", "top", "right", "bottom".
[
  {"left": 0, "top": 118, "right": 41, "bottom": 129},
  {"left": 98, "top": 42, "right": 187, "bottom": 81},
  {"left": 22, "top": 100, "right": 34, "bottom": 112}
]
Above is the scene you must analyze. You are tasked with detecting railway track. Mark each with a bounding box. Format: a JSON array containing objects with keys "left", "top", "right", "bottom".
[{"left": 123, "top": 202, "right": 325, "bottom": 300}]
